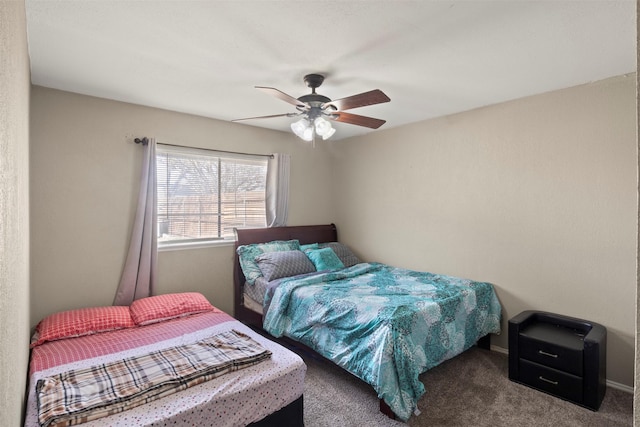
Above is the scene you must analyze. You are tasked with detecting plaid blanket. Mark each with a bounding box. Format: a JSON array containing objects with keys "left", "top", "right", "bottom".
[{"left": 36, "top": 330, "right": 272, "bottom": 427}]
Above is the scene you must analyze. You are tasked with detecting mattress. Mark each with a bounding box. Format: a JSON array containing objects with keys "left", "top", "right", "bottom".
[
  {"left": 244, "top": 276, "right": 271, "bottom": 306},
  {"left": 25, "top": 310, "right": 305, "bottom": 427},
  {"left": 244, "top": 292, "right": 264, "bottom": 315}
]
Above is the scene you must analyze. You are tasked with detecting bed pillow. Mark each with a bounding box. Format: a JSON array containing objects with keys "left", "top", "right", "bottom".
[
  {"left": 236, "top": 239, "right": 301, "bottom": 285},
  {"left": 305, "top": 247, "right": 345, "bottom": 272},
  {"left": 129, "top": 292, "right": 215, "bottom": 326},
  {"left": 256, "top": 250, "right": 316, "bottom": 281},
  {"left": 300, "top": 243, "right": 319, "bottom": 252},
  {"left": 319, "top": 242, "right": 361, "bottom": 267},
  {"left": 30, "top": 306, "right": 135, "bottom": 348}
]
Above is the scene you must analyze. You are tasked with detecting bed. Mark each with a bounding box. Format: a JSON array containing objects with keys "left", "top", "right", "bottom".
[
  {"left": 25, "top": 292, "right": 305, "bottom": 427},
  {"left": 233, "top": 224, "right": 502, "bottom": 421}
]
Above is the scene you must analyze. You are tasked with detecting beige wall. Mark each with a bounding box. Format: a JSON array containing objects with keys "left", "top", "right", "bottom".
[
  {"left": 30, "top": 87, "right": 334, "bottom": 324},
  {"left": 0, "top": 0, "right": 31, "bottom": 425},
  {"left": 329, "top": 75, "right": 637, "bottom": 387}
]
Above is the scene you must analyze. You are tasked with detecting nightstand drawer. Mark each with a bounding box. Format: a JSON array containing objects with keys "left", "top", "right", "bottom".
[
  {"left": 519, "top": 359, "right": 583, "bottom": 403},
  {"left": 519, "top": 332, "right": 583, "bottom": 375}
]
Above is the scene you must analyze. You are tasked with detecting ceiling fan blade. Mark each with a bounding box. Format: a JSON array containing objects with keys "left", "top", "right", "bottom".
[
  {"left": 231, "top": 113, "right": 299, "bottom": 122},
  {"left": 331, "top": 111, "right": 386, "bottom": 129},
  {"left": 255, "top": 86, "right": 309, "bottom": 110},
  {"left": 323, "top": 89, "right": 390, "bottom": 111}
]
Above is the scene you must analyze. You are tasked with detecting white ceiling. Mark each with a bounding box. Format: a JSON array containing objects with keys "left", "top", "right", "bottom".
[{"left": 25, "top": 0, "right": 636, "bottom": 140}]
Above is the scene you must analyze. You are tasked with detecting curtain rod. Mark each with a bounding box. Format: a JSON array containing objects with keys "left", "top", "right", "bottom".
[{"left": 134, "top": 137, "right": 274, "bottom": 159}]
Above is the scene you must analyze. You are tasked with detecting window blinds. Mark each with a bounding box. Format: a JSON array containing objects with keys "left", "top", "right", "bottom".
[{"left": 156, "top": 147, "right": 268, "bottom": 243}]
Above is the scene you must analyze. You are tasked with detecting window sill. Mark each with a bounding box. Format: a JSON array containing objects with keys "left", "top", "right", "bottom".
[{"left": 158, "top": 239, "right": 235, "bottom": 252}]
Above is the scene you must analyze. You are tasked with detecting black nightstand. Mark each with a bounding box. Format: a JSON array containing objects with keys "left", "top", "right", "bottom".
[{"left": 508, "top": 311, "right": 606, "bottom": 411}]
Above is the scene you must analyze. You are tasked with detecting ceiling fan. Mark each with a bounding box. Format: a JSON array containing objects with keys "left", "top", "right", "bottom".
[{"left": 232, "top": 74, "right": 390, "bottom": 142}]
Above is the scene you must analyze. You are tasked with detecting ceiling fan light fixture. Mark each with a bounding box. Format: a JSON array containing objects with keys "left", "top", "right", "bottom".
[
  {"left": 291, "top": 118, "right": 310, "bottom": 138},
  {"left": 301, "top": 125, "right": 314, "bottom": 142},
  {"left": 291, "top": 117, "right": 323, "bottom": 142},
  {"left": 321, "top": 126, "right": 336, "bottom": 140},
  {"left": 314, "top": 117, "right": 334, "bottom": 138}
]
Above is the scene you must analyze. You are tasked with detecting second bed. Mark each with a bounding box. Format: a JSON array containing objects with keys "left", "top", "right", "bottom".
[{"left": 234, "top": 224, "right": 502, "bottom": 421}]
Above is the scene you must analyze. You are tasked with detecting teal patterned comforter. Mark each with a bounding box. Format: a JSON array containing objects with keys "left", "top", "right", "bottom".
[{"left": 263, "top": 263, "right": 501, "bottom": 421}]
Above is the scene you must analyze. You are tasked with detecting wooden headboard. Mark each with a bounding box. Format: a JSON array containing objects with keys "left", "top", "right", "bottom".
[{"left": 233, "top": 224, "right": 338, "bottom": 325}]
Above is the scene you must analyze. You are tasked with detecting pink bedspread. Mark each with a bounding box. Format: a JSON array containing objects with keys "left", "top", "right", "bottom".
[{"left": 25, "top": 311, "right": 306, "bottom": 427}]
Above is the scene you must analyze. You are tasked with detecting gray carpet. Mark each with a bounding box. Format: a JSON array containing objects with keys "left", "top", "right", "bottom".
[{"left": 301, "top": 347, "right": 633, "bottom": 427}]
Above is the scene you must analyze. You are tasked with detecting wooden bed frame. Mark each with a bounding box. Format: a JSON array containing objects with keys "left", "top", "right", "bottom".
[
  {"left": 234, "top": 224, "right": 339, "bottom": 328},
  {"left": 233, "top": 223, "right": 490, "bottom": 420}
]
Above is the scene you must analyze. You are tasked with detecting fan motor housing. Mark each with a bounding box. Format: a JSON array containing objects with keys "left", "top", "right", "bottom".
[{"left": 297, "top": 94, "right": 331, "bottom": 105}]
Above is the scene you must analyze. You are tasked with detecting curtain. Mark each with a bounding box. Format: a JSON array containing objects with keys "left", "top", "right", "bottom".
[
  {"left": 114, "top": 137, "right": 157, "bottom": 306},
  {"left": 265, "top": 153, "right": 290, "bottom": 227}
]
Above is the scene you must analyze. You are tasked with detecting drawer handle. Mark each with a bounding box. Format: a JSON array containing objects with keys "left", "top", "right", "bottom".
[
  {"left": 538, "top": 350, "right": 558, "bottom": 358},
  {"left": 539, "top": 376, "right": 559, "bottom": 386}
]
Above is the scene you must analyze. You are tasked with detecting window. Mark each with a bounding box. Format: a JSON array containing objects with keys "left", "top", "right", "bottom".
[{"left": 156, "top": 145, "right": 268, "bottom": 246}]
